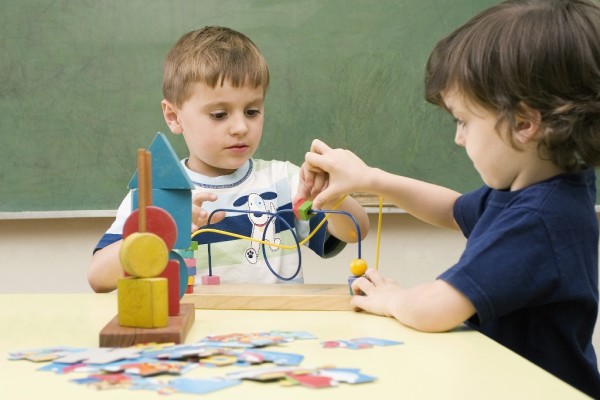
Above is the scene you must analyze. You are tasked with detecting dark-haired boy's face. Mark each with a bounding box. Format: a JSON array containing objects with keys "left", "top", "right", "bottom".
[
  {"left": 175, "top": 81, "right": 265, "bottom": 177},
  {"left": 443, "top": 90, "right": 527, "bottom": 191}
]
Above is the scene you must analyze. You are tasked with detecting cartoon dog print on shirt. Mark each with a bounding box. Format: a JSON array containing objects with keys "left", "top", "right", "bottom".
[{"left": 233, "top": 192, "right": 281, "bottom": 264}]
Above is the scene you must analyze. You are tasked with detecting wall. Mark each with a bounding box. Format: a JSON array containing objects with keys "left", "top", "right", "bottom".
[{"left": 0, "top": 213, "right": 464, "bottom": 293}]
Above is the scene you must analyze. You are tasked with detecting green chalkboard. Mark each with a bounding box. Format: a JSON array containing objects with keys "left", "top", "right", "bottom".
[{"left": 1, "top": 0, "right": 504, "bottom": 212}]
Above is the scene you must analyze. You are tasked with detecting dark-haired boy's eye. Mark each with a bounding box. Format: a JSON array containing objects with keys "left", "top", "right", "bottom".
[{"left": 453, "top": 118, "right": 465, "bottom": 127}]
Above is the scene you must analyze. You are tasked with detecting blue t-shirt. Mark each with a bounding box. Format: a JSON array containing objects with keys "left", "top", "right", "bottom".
[{"left": 440, "top": 169, "right": 600, "bottom": 398}]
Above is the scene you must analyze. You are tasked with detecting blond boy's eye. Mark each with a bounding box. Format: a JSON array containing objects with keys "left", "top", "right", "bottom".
[
  {"left": 246, "top": 109, "right": 261, "bottom": 117},
  {"left": 210, "top": 112, "right": 227, "bottom": 120}
]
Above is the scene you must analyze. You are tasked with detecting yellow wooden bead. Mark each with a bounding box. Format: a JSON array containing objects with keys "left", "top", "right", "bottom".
[
  {"left": 350, "top": 258, "right": 368, "bottom": 277},
  {"left": 119, "top": 232, "right": 168, "bottom": 278}
]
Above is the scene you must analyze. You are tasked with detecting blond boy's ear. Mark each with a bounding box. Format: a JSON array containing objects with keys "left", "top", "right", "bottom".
[
  {"left": 161, "top": 99, "right": 183, "bottom": 134},
  {"left": 514, "top": 105, "right": 541, "bottom": 144}
]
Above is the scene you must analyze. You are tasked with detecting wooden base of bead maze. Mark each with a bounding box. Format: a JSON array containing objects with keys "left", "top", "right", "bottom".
[
  {"left": 99, "top": 303, "right": 195, "bottom": 347},
  {"left": 184, "top": 284, "right": 353, "bottom": 311}
]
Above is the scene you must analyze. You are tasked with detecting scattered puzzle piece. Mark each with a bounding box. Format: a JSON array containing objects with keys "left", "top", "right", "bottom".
[
  {"left": 8, "top": 347, "right": 79, "bottom": 362},
  {"left": 53, "top": 347, "right": 142, "bottom": 365},
  {"left": 166, "top": 377, "right": 242, "bottom": 395},
  {"left": 10, "top": 330, "right": 382, "bottom": 396},
  {"left": 321, "top": 337, "right": 403, "bottom": 349}
]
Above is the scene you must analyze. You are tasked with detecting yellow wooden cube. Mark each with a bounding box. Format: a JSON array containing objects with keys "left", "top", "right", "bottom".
[{"left": 118, "top": 277, "right": 168, "bottom": 328}]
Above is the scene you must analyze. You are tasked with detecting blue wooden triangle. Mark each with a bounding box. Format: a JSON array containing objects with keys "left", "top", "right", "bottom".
[{"left": 128, "top": 132, "right": 194, "bottom": 190}]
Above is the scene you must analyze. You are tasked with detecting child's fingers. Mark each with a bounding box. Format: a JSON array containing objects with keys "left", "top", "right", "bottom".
[
  {"left": 313, "top": 184, "right": 347, "bottom": 210},
  {"left": 351, "top": 275, "right": 372, "bottom": 295},
  {"left": 300, "top": 164, "right": 316, "bottom": 191},
  {"left": 311, "top": 173, "right": 329, "bottom": 197},
  {"left": 311, "top": 190, "right": 331, "bottom": 210},
  {"left": 304, "top": 152, "right": 332, "bottom": 174},
  {"left": 310, "top": 138, "right": 333, "bottom": 154},
  {"left": 207, "top": 210, "right": 226, "bottom": 225},
  {"left": 191, "top": 192, "right": 223, "bottom": 228},
  {"left": 295, "top": 167, "right": 315, "bottom": 203},
  {"left": 363, "top": 269, "right": 383, "bottom": 285},
  {"left": 350, "top": 290, "right": 369, "bottom": 311},
  {"left": 192, "top": 209, "right": 226, "bottom": 229},
  {"left": 192, "top": 192, "right": 218, "bottom": 206}
]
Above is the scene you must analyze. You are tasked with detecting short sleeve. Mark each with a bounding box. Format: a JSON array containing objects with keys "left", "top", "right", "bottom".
[
  {"left": 440, "top": 208, "right": 560, "bottom": 325},
  {"left": 92, "top": 192, "right": 132, "bottom": 252},
  {"left": 454, "top": 186, "right": 491, "bottom": 237}
]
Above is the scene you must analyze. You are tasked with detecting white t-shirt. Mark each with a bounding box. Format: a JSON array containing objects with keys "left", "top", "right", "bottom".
[{"left": 95, "top": 158, "right": 345, "bottom": 284}]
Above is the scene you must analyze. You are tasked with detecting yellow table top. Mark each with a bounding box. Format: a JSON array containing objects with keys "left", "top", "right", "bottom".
[{"left": 0, "top": 293, "right": 588, "bottom": 399}]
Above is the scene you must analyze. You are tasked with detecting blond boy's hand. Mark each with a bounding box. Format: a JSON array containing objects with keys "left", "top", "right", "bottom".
[
  {"left": 295, "top": 160, "right": 326, "bottom": 203},
  {"left": 191, "top": 192, "right": 225, "bottom": 231}
]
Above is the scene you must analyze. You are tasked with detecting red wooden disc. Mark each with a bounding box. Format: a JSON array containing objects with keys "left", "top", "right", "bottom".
[{"left": 123, "top": 205, "right": 177, "bottom": 250}]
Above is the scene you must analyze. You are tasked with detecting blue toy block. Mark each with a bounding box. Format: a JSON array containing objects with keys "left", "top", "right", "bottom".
[
  {"left": 129, "top": 132, "right": 194, "bottom": 190},
  {"left": 132, "top": 188, "right": 192, "bottom": 249}
]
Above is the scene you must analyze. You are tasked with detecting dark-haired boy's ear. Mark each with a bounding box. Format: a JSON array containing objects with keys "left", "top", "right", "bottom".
[
  {"left": 514, "top": 107, "right": 541, "bottom": 144},
  {"left": 161, "top": 99, "right": 183, "bottom": 134}
]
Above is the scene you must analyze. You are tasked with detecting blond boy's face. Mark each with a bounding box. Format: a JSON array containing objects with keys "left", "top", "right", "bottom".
[{"left": 164, "top": 80, "right": 265, "bottom": 177}]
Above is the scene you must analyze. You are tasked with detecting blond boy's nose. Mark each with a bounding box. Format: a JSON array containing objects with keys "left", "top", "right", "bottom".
[{"left": 230, "top": 115, "right": 248, "bottom": 135}]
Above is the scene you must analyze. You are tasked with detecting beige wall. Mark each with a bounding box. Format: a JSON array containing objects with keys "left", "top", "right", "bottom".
[
  {"left": 0, "top": 213, "right": 463, "bottom": 293},
  {"left": 1, "top": 213, "right": 598, "bottom": 349}
]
